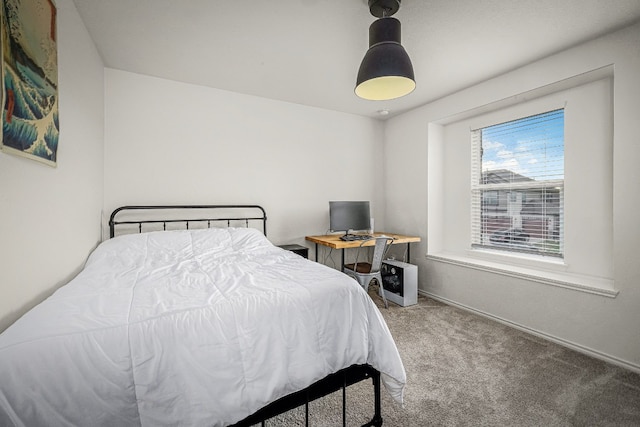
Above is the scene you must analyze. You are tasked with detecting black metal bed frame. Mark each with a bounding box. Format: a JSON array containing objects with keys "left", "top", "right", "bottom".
[
  {"left": 232, "top": 364, "right": 382, "bottom": 427},
  {"left": 108, "top": 205, "right": 384, "bottom": 426},
  {"left": 109, "top": 205, "right": 268, "bottom": 238}
]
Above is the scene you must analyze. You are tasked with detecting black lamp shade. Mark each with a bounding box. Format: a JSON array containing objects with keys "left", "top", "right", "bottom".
[{"left": 355, "top": 17, "right": 415, "bottom": 101}]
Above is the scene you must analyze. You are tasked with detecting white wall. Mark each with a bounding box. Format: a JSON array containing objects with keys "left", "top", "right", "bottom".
[
  {"left": 385, "top": 22, "right": 640, "bottom": 370},
  {"left": 103, "top": 69, "right": 385, "bottom": 260},
  {"left": 0, "top": 0, "right": 104, "bottom": 332}
]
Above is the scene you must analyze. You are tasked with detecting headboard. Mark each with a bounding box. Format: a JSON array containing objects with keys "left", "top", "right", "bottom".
[{"left": 108, "top": 205, "right": 267, "bottom": 238}]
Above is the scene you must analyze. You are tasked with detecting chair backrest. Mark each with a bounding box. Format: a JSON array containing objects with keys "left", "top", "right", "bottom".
[{"left": 367, "top": 237, "right": 394, "bottom": 274}]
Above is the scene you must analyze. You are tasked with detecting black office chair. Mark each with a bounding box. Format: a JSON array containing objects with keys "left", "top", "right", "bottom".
[{"left": 343, "top": 236, "right": 394, "bottom": 308}]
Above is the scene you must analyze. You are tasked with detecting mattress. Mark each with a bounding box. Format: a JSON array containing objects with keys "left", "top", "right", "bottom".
[{"left": 0, "top": 227, "right": 405, "bottom": 426}]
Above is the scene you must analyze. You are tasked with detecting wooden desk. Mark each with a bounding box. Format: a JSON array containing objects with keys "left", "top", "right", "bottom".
[{"left": 305, "top": 232, "right": 421, "bottom": 268}]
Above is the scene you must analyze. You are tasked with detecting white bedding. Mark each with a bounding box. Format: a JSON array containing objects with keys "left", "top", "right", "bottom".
[{"left": 0, "top": 227, "right": 405, "bottom": 426}]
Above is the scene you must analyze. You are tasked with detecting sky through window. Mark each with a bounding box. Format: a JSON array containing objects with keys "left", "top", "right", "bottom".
[{"left": 481, "top": 109, "right": 564, "bottom": 181}]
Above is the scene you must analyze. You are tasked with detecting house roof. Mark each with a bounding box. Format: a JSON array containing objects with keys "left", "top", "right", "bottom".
[{"left": 483, "top": 169, "right": 533, "bottom": 184}]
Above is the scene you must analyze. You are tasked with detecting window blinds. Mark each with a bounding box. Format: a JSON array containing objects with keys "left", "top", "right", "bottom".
[{"left": 471, "top": 109, "right": 564, "bottom": 257}]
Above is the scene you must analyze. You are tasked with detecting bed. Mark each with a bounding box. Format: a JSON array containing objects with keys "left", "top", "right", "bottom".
[{"left": 0, "top": 205, "right": 406, "bottom": 426}]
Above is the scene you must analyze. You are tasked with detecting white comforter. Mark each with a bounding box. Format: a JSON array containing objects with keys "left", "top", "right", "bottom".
[{"left": 0, "top": 227, "right": 405, "bottom": 426}]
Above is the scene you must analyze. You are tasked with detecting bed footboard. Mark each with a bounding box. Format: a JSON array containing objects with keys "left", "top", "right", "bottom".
[{"left": 231, "top": 364, "right": 382, "bottom": 427}]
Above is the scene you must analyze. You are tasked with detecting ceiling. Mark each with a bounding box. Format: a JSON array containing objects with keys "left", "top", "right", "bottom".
[{"left": 71, "top": 0, "right": 640, "bottom": 119}]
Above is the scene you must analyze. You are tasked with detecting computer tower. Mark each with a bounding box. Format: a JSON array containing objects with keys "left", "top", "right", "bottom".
[{"left": 380, "top": 260, "right": 417, "bottom": 307}]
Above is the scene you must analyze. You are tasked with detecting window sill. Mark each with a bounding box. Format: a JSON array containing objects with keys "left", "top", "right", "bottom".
[{"left": 426, "top": 251, "right": 618, "bottom": 298}]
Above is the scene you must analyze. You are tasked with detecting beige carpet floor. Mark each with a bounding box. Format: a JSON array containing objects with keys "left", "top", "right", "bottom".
[{"left": 262, "top": 292, "right": 640, "bottom": 426}]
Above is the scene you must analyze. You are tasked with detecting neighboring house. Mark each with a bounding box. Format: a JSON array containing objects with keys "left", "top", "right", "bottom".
[{"left": 481, "top": 169, "right": 561, "bottom": 248}]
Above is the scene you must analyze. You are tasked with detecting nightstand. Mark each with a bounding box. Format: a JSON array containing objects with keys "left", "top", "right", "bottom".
[{"left": 277, "top": 244, "right": 309, "bottom": 259}]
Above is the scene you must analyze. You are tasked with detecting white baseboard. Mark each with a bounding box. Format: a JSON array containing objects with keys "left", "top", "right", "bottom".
[{"left": 419, "top": 290, "right": 640, "bottom": 374}]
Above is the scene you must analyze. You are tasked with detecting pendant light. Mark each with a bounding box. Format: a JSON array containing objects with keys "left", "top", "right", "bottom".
[{"left": 355, "top": 0, "right": 415, "bottom": 101}]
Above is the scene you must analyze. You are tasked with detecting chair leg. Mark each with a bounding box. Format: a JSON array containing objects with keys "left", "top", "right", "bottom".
[
  {"left": 360, "top": 277, "right": 370, "bottom": 293},
  {"left": 375, "top": 274, "right": 389, "bottom": 309}
]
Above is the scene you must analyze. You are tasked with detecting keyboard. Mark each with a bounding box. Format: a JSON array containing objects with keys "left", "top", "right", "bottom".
[{"left": 339, "top": 234, "right": 373, "bottom": 241}]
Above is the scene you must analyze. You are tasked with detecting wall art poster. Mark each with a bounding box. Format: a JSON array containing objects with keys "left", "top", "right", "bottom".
[{"left": 1, "top": 0, "right": 59, "bottom": 166}]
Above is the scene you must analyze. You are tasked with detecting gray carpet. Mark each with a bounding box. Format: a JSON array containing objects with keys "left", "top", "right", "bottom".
[{"left": 264, "top": 293, "right": 640, "bottom": 426}]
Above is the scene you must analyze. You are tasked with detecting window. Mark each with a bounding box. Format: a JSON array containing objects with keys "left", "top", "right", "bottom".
[
  {"left": 482, "top": 190, "right": 499, "bottom": 206},
  {"left": 429, "top": 74, "right": 613, "bottom": 294},
  {"left": 471, "top": 109, "right": 564, "bottom": 257}
]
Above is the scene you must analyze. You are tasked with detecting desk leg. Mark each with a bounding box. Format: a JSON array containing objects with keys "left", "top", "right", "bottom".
[
  {"left": 314, "top": 244, "right": 345, "bottom": 270},
  {"left": 407, "top": 243, "right": 411, "bottom": 263}
]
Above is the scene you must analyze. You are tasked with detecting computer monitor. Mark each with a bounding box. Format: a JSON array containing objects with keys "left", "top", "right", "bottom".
[{"left": 329, "top": 201, "right": 371, "bottom": 234}]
